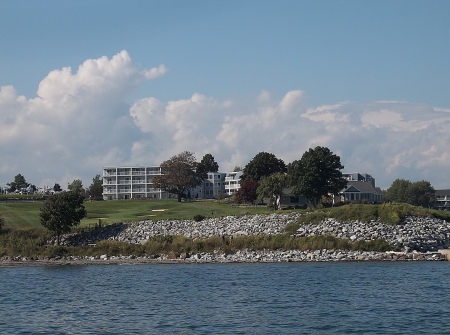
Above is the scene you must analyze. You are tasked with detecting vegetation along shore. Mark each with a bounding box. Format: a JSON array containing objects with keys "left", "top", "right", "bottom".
[{"left": 1, "top": 199, "right": 450, "bottom": 265}]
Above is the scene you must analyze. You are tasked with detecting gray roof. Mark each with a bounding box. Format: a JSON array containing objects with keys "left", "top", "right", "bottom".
[{"left": 342, "top": 181, "right": 381, "bottom": 194}]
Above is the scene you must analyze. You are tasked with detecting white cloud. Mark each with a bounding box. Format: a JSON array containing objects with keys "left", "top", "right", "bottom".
[
  {"left": 1, "top": 51, "right": 450, "bottom": 191},
  {"left": 0, "top": 51, "right": 166, "bottom": 188}
]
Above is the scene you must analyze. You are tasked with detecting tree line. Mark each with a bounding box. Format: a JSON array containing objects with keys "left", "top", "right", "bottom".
[{"left": 153, "top": 147, "right": 348, "bottom": 209}]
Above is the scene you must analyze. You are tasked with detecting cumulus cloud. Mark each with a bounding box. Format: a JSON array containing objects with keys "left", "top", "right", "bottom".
[
  {"left": 0, "top": 50, "right": 166, "bottom": 188},
  {"left": 1, "top": 51, "right": 450, "bottom": 190}
]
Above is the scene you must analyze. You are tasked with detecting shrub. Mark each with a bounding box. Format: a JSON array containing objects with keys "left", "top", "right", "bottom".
[{"left": 193, "top": 214, "right": 205, "bottom": 222}]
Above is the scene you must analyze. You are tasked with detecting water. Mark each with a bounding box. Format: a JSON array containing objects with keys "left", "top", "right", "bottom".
[{"left": 1, "top": 262, "right": 449, "bottom": 334}]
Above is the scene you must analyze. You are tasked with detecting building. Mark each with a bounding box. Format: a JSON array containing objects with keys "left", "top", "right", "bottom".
[
  {"left": 224, "top": 171, "right": 242, "bottom": 196},
  {"left": 338, "top": 180, "right": 383, "bottom": 203},
  {"left": 102, "top": 166, "right": 169, "bottom": 200},
  {"left": 434, "top": 189, "right": 450, "bottom": 210},
  {"left": 102, "top": 166, "right": 243, "bottom": 200},
  {"left": 342, "top": 172, "right": 375, "bottom": 187},
  {"left": 203, "top": 172, "right": 226, "bottom": 198}
]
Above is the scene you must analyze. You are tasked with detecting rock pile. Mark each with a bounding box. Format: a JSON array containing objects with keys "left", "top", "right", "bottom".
[
  {"left": 295, "top": 216, "right": 450, "bottom": 252},
  {"left": 54, "top": 213, "right": 450, "bottom": 253}
]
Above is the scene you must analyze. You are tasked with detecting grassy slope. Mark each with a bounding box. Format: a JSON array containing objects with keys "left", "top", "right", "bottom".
[{"left": 0, "top": 199, "right": 273, "bottom": 230}]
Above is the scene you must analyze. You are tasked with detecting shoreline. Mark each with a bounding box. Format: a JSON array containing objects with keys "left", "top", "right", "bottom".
[{"left": 1, "top": 249, "right": 447, "bottom": 267}]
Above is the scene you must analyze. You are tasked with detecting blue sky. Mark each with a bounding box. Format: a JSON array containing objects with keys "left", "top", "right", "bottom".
[{"left": 1, "top": 1, "right": 450, "bottom": 190}]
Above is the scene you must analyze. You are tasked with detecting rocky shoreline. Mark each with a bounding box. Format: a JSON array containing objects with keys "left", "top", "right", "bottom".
[
  {"left": 1, "top": 248, "right": 448, "bottom": 267},
  {"left": 54, "top": 212, "right": 450, "bottom": 253},
  {"left": 1, "top": 212, "right": 448, "bottom": 266}
]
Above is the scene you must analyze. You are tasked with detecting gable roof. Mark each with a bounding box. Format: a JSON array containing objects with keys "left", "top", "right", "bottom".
[{"left": 342, "top": 181, "right": 381, "bottom": 194}]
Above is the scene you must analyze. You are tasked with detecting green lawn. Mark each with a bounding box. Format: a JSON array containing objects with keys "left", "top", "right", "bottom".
[{"left": 0, "top": 199, "right": 275, "bottom": 230}]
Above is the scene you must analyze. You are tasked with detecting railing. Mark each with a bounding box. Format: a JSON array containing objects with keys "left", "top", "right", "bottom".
[{"left": 117, "top": 180, "right": 131, "bottom": 184}]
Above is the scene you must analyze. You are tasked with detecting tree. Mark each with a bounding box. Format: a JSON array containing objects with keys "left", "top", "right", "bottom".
[
  {"left": 67, "top": 179, "right": 85, "bottom": 195},
  {"left": 410, "top": 181, "right": 435, "bottom": 208},
  {"left": 257, "top": 172, "right": 289, "bottom": 210},
  {"left": 288, "top": 146, "right": 347, "bottom": 205},
  {"left": 233, "top": 166, "right": 242, "bottom": 172},
  {"left": 235, "top": 180, "right": 259, "bottom": 204},
  {"left": 7, "top": 174, "right": 29, "bottom": 193},
  {"left": 196, "top": 153, "right": 219, "bottom": 179},
  {"left": 152, "top": 151, "right": 204, "bottom": 202},
  {"left": 240, "top": 152, "right": 286, "bottom": 183},
  {"left": 39, "top": 191, "right": 87, "bottom": 245},
  {"left": 384, "top": 179, "right": 413, "bottom": 204},
  {"left": 384, "top": 179, "right": 435, "bottom": 207},
  {"left": 86, "top": 174, "right": 103, "bottom": 200},
  {"left": 53, "top": 183, "right": 62, "bottom": 192}
]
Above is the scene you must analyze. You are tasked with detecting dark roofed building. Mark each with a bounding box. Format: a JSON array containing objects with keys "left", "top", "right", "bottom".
[{"left": 336, "top": 180, "right": 383, "bottom": 204}]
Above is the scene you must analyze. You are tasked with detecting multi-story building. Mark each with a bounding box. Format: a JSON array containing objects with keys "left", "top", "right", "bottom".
[
  {"left": 337, "top": 172, "right": 382, "bottom": 203},
  {"left": 102, "top": 166, "right": 169, "bottom": 200},
  {"left": 224, "top": 171, "right": 242, "bottom": 196}
]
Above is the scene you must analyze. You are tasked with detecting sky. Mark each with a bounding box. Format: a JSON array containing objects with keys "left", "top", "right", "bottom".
[{"left": 1, "top": 0, "right": 450, "bottom": 190}]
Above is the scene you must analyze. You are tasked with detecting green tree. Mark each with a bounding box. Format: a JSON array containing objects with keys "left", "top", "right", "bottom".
[
  {"left": 53, "top": 183, "right": 62, "bottom": 192},
  {"left": 235, "top": 180, "right": 259, "bottom": 204},
  {"left": 39, "top": 191, "right": 87, "bottom": 245},
  {"left": 384, "top": 179, "right": 413, "bottom": 204},
  {"left": 196, "top": 153, "right": 219, "bottom": 179},
  {"left": 257, "top": 172, "right": 288, "bottom": 210},
  {"left": 288, "top": 146, "right": 346, "bottom": 205},
  {"left": 384, "top": 179, "right": 435, "bottom": 207},
  {"left": 410, "top": 180, "right": 435, "bottom": 208},
  {"left": 233, "top": 166, "right": 242, "bottom": 172},
  {"left": 87, "top": 174, "right": 103, "bottom": 200},
  {"left": 240, "top": 152, "right": 286, "bottom": 183},
  {"left": 67, "top": 179, "right": 85, "bottom": 195},
  {"left": 152, "top": 151, "right": 204, "bottom": 202},
  {"left": 7, "top": 174, "right": 29, "bottom": 192}
]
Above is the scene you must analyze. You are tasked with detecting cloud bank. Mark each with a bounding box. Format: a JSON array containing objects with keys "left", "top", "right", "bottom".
[{"left": 1, "top": 51, "right": 450, "bottom": 189}]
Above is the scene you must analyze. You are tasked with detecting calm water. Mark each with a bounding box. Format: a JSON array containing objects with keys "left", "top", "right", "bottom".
[{"left": 0, "top": 262, "right": 449, "bottom": 334}]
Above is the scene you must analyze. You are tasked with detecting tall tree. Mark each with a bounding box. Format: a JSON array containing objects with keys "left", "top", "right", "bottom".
[
  {"left": 240, "top": 152, "right": 286, "bottom": 183},
  {"left": 257, "top": 172, "right": 289, "bottom": 210},
  {"left": 288, "top": 146, "right": 346, "bottom": 205},
  {"left": 87, "top": 174, "right": 103, "bottom": 200},
  {"left": 235, "top": 180, "right": 259, "bottom": 204},
  {"left": 67, "top": 179, "right": 85, "bottom": 195},
  {"left": 53, "top": 183, "right": 62, "bottom": 192},
  {"left": 39, "top": 191, "right": 87, "bottom": 245},
  {"left": 152, "top": 151, "right": 204, "bottom": 202},
  {"left": 7, "top": 174, "right": 29, "bottom": 192},
  {"left": 196, "top": 153, "right": 219, "bottom": 179}
]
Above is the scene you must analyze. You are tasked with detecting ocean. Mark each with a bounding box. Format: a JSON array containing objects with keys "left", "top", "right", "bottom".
[{"left": 1, "top": 262, "right": 449, "bottom": 334}]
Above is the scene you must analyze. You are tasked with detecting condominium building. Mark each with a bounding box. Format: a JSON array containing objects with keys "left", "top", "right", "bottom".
[
  {"left": 102, "top": 166, "right": 170, "bottom": 200},
  {"left": 102, "top": 165, "right": 244, "bottom": 200},
  {"left": 224, "top": 171, "right": 242, "bottom": 196}
]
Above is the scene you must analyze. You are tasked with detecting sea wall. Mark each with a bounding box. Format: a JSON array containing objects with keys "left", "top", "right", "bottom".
[{"left": 57, "top": 213, "right": 450, "bottom": 253}]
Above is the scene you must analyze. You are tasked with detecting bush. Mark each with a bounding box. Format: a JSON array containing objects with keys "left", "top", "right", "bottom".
[{"left": 193, "top": 214, "right": 205, "bottom": 222}]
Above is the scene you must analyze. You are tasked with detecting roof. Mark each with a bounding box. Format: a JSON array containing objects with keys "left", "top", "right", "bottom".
[{"left": 342, "top": 181, "right": 381, "bottom": 194}]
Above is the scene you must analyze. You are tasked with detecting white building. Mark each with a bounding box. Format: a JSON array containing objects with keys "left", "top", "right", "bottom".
[
  {"left": 102, "top": 166, "right": 243, "bottom": 200},
  {"left": 102, "top": 166, "right": 170, "bottom": 200},
  {"left": 224, "top": 171, "right": 242, "bottom": 196}
]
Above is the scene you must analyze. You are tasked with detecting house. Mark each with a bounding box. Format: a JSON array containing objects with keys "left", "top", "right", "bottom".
[{"left": 336, "top": 180, "right": 383, "bottom": 204}]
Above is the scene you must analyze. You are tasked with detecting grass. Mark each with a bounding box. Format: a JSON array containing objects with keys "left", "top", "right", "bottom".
[{"left": 0, "top": 198, "right": 277, "bottom": 230}]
